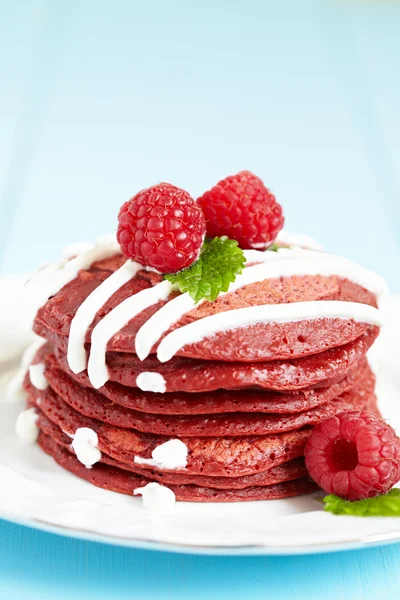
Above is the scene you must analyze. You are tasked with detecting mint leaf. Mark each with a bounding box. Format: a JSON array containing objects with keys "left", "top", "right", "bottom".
[
  {"left": 267, "top": 243, "right": 281, "bottom": 252},
  {"left": 322, "top": 489, "right": 400, "bottom": 517},
  {"left": 165, "top": 237, "right": 246, "bottom": 303}
]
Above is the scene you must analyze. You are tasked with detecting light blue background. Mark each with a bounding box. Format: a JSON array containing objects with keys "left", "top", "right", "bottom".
[{"left": 1, "top": 0, "right": 400, "bottom": 598}]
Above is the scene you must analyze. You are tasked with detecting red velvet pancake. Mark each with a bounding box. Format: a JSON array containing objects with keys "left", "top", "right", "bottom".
[
  {"left": 26, "top": 383, "right": 313, "bottom": 477},
  {"left": 38, "top": 432, "right": 318, "bottom": 502},
  {"left": 42, "top": 359, "right": 375, "bottom": 436},
  {"left": 33, "top": 253, "right": 378, "bottom": 362},
  {"left": 25, "top": 380, "right": 377, "bottom": 478},
  {"left": 47, "top": 349, "right": 367, "bottom": 415},
  {"left": 53, "top": 326, "right": 378, "bottom": 392},
  {"left": 37, "top": 412, "right": 308, "bottom": 489}
]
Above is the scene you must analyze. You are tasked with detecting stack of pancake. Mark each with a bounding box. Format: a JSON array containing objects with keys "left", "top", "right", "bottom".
[{"left": 23, "top": 246, "right": 384, "bottom": 502}]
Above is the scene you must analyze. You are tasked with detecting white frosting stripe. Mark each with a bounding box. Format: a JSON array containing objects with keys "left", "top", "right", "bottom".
[
  {"left": 68, "top": 260, "right": 141, "bottom": 374},
  {"left": 276, "top": 230, "right": 323, "bottom": 250},
  {"left": 24, "top": 234, "right": 120, "bottom": 327},
  {"left": 156, "top": 301, "right": 384, "bottom": 363},
  {"left": 87, "top": 280, "right": 174, "bottom": 388},
  {"left": 135, "top": 293, "right": 196, "bottom": 360},
  {"left": 241, "top": 251, "right": 387, "bottom": 299}
]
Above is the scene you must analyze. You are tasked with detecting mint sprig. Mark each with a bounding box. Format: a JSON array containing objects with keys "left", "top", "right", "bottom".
[
  {"left": 322, "top": 489, "right": 400, "bottom": 517},
  {"left": 165, "top": 237, "right": 246, "bottom": 303}
]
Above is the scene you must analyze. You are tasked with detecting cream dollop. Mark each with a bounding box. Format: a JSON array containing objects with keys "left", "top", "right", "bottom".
[
  {"left": 135, "top": 439, "right": 188, "bottom": 470},
  {"left": 71, "top": 427, "right": 102, "bottom": 468},
  {"left": 136, "top": 372, "right": 167, "bottom": 393},
  {"left": 28, "top": 363, "right": 49, "bottom": 390},
  {"left": 6, "top": 336, "right": 47, "bottom": 403},
  {"left": 16, "top": 408, "right": 39, "bottom": 445},
  {"left": 134, "top": 482, "right": 176, "bottom": 512}
]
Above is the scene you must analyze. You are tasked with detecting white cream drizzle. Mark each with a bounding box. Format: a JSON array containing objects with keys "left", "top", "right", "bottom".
[
  {"left": 135, "top": 250, "right": 387, "bottom": 361},
  {"left": 136, "top": 372, "right": 167, "bottom": 393},
  {"left": 23, "top": 234, "right": 120, "bottom": 328},
  {"left": 28, "top": 363, "right": 48, "bottom": 390},
  {"left": 6, "top": 335, "right": 47, "bottom": 403},
  {"left": 134, "top": 482, "right": 176, "bottom": 512},
  {"left": 71, "top": 427, "right": 102, "bottom": 469},
  {"left": 87, "top": 280, "right": 174, "bottom": 389},
  {"left": 276, "top": 230, "right": 323, "bottom": 250},
  {"left": 16, "top": 408, "right": 39, "bottom": 445},
  {"left": 134, "top": 439, "right": 188, "bottom": 470},
  {"left": 68, "top": 260, "right": 142, "bottom": 374},
  {"left": 156, "top": 301, "right": 384, "bottom": 363}
]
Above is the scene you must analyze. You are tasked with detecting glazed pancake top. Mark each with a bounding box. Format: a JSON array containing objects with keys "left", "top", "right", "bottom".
[{"left": 31, "top": 244, "right": 384, "bottom": 373}]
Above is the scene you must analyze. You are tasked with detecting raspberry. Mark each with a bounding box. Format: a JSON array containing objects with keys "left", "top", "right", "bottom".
[
  {"left": 305, "top": 410, "right": 400, "bottom": 501},
  {"left": 117, "top": 183, "right": 206, "bottom": 274},
  {"left": 197, "top": 171, "right": 284, "bottom": 250}
]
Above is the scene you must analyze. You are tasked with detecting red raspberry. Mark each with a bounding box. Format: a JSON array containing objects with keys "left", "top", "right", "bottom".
[
  {"left": 305, "top": 410, "right": 400, "bottom": 501},
  {"left": 117, "top": 183, "right": 206, "bottom": 273},
  {"left": 197, "top": 171, "right": 284, "bottom": 250}
]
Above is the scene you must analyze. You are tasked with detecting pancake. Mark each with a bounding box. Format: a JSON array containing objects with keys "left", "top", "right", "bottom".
[
  {"left": 42, "top": 359, "right": 375, "bottom": 436},
  {"left": 20, "top": 242, "right": 384, "bottom": 503},
  {"left": 38, "top": 432, "right": 318, "bottom": 502},
  {"left": 26, "top": 382, "right": 313, "bottom": 476},
  {"left": 37, "top": 412, "right": 308, "bottom": 489},
  {"left": 47, "top": 349, "right": 367, "bottom": 415},
  {"left": 54, "top": 326, "right": 378, "bottom": 392},
  {"left": 33, "top": 253, "right": 378, "bottom": 362},
  {"left": 25, "top": 379, "right": 377, "bottom": 478}
]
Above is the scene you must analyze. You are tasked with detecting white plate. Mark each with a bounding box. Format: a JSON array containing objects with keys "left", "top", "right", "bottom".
[{"left": 0, "top": 276, "right": 400, "bottom": 556}]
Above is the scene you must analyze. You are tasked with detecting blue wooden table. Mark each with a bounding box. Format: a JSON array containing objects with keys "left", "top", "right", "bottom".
[
  {"left": 1, "top": 1, "right": 400, "bottom": 597},
  {"left": 1, "top": 519, "right": 400, "bottom": 599}
]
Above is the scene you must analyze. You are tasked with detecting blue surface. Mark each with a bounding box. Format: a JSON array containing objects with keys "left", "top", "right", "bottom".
[
  {"left": 1, "top": 518, "right": 400, "bottom": 600},
  {"left": 1, "top": 0, "right": 400, "bottom": 598}
]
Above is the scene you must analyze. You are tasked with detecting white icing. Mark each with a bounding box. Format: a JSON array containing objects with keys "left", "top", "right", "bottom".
[
  {"left": 28, "top": 363, "right": 48, "bottom": 390},
  {"left": 157, "top": 300, "right": 384, "bottom": 363},
  {"left": 242, "top": 251, "right": 387, "bottom": 299},
  {"left": 135, "top": 293, "right": 196, "bottom": 361},
  {"left": 134, "top": 482, "right": 176, "bottom": 512},
  {"left": 136, "top": 372, "right": 167, "bottom": 393},
  {"left": 63, "top": 241, "right": 94, "bottom": 259},
  {"left": 276, "top": 230, "right": 323, "bottom": 250},
  {"left": 71, "top": 427, "right": 102, "bottom": 468},
  {"left": 87, "top": 280, "right": 174, "bottom": 389},
  {"left": 135, "top": 251, "right": 387, "bottom": 361},
  {"left": 16, "top": 408, "right": 39, "bottom": 445},
  {"left": 135, "top": 439, "right": 188, "bottom": 470},
  {"left": 68, "top": 260, "right": 141, "bottom": 374},
  {"left": 23, "top": 234, "right": 120, "bottom": 327},
  {"left": 6, "top": 335, "right": 47, "bottom": 402}
]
